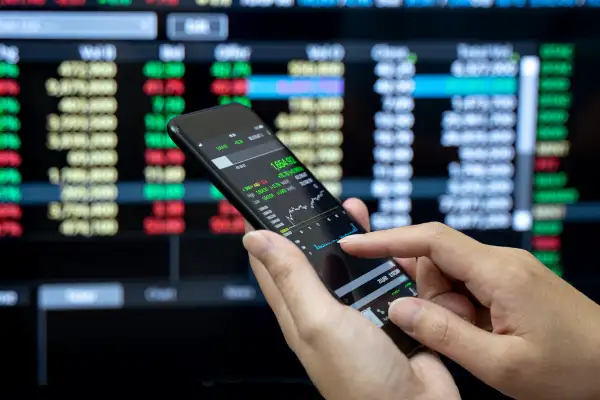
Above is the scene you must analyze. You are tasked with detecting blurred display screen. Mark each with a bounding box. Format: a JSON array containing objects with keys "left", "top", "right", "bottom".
[{"left": 0, "top": 3, "right": 599, "bottom": 386}]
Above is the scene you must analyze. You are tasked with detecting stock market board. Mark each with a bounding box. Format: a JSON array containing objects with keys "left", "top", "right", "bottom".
[{"left": 0, "top": 4, "right": 599, "bottom": 386}]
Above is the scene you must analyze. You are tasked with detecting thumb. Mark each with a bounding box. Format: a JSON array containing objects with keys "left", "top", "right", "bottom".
[{"left": 389, "top": 297, "right": 514, "bottom": 380}]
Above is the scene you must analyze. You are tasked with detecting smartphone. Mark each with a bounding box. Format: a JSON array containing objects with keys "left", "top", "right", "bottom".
[{"left": 168, "top": 103, "right": 422, "bottom": 356}]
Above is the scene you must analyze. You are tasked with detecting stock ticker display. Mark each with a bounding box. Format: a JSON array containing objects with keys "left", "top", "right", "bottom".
[{"left": 0, "top": 3, "right": 599, "bottom": 386}]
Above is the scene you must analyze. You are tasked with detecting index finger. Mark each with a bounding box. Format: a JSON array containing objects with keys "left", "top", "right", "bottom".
[
  {"left": 339, "top": 222, "right": 487, "bottom": 283},
  {"left": 243, "top": 229, "right": 340, "bottom": 325}
]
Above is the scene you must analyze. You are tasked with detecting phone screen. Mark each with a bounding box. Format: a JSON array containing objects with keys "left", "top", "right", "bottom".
[{"left": 170, "top": 106, "right": 418, "bottom": 333}]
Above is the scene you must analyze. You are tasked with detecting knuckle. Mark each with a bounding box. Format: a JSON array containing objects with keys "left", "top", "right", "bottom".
[
  {"left": 418, "top": 222, "right": 448, "bottom": 251},
  {"left": 432, "top": 322, "right": 452, "bottom": 347},
  {"left": 269, "top": 258, "right": 296, "bottom": 291},
  {"left": 502, "top": 248, "right": 541, "bottom": 283},
  {"left": 280, "top": 325, "right": 300, "bottom": 352},
  {"left": 418, "top": 307, "right": 455, "bottom": 348},
  {"left": 297, "top": 312, "right": 330, "bottom": 345},
  {"left": 513, "top": 247, "right": 536, "bottom": 262},
  {"left": 428, "top": 221, "right": 447, "bottom": 240}
]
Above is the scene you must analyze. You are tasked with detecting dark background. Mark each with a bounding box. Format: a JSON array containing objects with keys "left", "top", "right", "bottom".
[{"left": 0, "top": 5, "right": 597, "bottom": 399}]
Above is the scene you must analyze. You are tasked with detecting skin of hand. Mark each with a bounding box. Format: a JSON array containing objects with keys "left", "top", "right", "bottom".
[
  {"left": 339, "top": 210, "right": 600, "bottom": 400},
  {"left": 243, "top": 198, "right": 460, "bottom": 400}
]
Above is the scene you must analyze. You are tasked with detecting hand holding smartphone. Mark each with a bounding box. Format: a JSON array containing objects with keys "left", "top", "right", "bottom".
[{"left": 168, "top": 103, "right": 422, "bottom": 356}]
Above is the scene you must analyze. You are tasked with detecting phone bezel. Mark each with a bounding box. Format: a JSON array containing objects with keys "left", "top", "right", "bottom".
[
  {"left": 167, "top": 104, "right": 270, "bottom": 231},
  {"left": 166, "top": 103, "right": 423, "bottom": 357}
]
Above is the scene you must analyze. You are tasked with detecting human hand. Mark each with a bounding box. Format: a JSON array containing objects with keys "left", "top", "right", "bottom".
[
  {"left": 243, "top": 198, "right": 460, "bottom": 400},
  {"left": 340, "top": 221, "right": 600, "bottom": 400}
]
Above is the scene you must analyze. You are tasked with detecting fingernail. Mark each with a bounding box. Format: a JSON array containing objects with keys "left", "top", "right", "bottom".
[
  {"left": 388, "top": 297, "right": 423, "bottom": 334},
  {"left": 338, "top": 234, "right": 364, "bottom": 244},
  {"left": 242, "top": 231, "right": 272, "bottom": 258}
]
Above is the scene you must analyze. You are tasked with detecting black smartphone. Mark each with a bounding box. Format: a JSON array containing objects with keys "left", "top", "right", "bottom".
[{"left": 168, "top": 103, "right": 423, "bottom": 356}]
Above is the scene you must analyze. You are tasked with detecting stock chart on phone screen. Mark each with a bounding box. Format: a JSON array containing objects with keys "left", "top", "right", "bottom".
[
  {"left": 195, "top": 125, "right": 417, "bottom": 320},
  {"left": 0, "top": 1, "right": 599, "bottom": 385}
]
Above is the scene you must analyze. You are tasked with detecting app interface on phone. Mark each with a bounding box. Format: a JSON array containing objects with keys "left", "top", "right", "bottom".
[{"left": 189, "top": 121, "right": 417, "bottom": 327}]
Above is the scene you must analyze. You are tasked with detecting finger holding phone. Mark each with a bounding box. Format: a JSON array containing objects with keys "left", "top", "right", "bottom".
[
  {"left": 168, "top": 105, "right": 600, "bottom": 400},
  {"left": 244, "top": 198, "right": 460, "bottom": 400},
  {"left": 248, "top": 210, "right": 600, "bottom": 400},
  {"left": 340, "top": 220, "right": 600, "bottom": 400},
  {"left": 168, "top": 104, "right": 425, "bottom": 354}
]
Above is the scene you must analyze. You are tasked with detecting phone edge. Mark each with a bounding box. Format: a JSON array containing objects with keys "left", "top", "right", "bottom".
[
  {"left": 167, "top": 114, "right": 269, "bottom": 232},
  {"left": 166, "top": 107, "right": 424, "bottom": 357}
]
